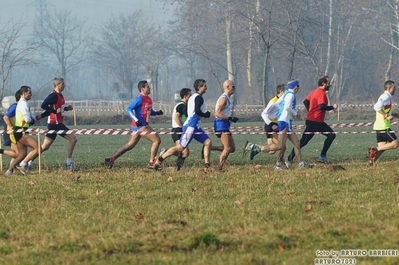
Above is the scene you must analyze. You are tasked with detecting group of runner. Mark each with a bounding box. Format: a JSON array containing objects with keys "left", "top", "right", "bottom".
[
  {"left": 3, "top": 77, "right": 396, "bottom": 175},
  {"left": 103, "top": 76, "right": 397, "bottom": 172},
  {"left": 2, "top": 77, "right": 79, "bottom": 176}
]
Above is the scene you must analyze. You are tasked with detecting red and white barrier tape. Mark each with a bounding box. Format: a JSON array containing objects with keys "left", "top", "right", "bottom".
[{"left": 1, "top": 127, "right": 397, "bottom": 135}]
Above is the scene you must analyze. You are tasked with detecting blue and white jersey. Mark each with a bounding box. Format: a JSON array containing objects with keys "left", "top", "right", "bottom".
[
  {"left": 183, "top": 92, "right": 205, "bottom": 128},
  {"left": 277, "top": 89, "right": 297, "bottom": 123},
  {"left": 214, "top": 93, "right": 232, "bottom": 131}
]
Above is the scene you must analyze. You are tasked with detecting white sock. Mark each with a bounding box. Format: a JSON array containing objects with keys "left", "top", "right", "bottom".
[
  {"left": 20, "top": 161, "right": 26, "bottom": 167},
  {"left": 66, "top": 158, "right": 73, "bottom": 165}
]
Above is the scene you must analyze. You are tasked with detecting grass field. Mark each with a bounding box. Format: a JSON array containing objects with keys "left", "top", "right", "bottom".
[{"left": 0, "top": 121, "right": 399, "bottom": 264}]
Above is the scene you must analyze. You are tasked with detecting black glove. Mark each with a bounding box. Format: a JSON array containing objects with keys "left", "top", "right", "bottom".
[
  {"left": 204, "top": 111, "right": 211, "bottom": 118},
  {"left": 28, "top": 120, "right": 35, "bottom": 126},
  {"left": 135, "top": 120, "right": 143, "bottom": 127},
  {"left": 228, "top": 117, "right": 239, "bottom": 123},
  {"left": 157, "top": 110, "right": 163, "bottom": 115}
]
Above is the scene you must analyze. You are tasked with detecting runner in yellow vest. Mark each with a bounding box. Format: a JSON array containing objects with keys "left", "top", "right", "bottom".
[{"left": 368, "top": 80, "right": 399, "bottom": 166}]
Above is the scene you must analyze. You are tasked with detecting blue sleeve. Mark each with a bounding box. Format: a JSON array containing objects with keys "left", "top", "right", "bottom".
[
  {"left": 5, "top": 103, "right": 17, "bottom": 117},
  {"left": 126, "top": 96, "right": 142, "bottom": 121},
  {"left": 41, "top": 93, "right": 58, "bottom": 113}
]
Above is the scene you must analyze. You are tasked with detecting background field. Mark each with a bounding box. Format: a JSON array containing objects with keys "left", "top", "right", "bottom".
[{"left": 0, "top": 121, "right": 399, "bottom": 264}]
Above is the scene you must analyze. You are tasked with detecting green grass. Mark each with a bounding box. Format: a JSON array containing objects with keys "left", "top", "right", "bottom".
[{"left": 0, "top": 121, "right": 399, "bottom": 264}]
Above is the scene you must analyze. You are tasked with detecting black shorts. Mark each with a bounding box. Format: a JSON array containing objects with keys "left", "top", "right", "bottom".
[
  {"left": 264, "top": 122, "right": 278, "bottom": 139},
  {"left": 172, "top": 127, "right": 182, "bottom": 142},
  {"left": 214, "top": 130, "right": 231, "bottom": 139},
  {"left": 376, "top": 128, "right": 397, "bottom": 143},
  {"left": 14, "top": 127, "right": 28, "bottom": 142},
  {"left": 46, "top": 124, "right": 69, "bottom": 140}
]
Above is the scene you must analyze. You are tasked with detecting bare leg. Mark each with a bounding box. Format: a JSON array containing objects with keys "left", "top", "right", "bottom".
[
  {"left": 288, "top": 133, "right": 302, "bottom": 164},
  {"left": 202, "top": 139, "right": 212, "bottom": 164},
  {"left": 63, "top": 134, "right": 78, "bottom": 158},
  {"left": 112, "top": 133, "right": 141, "bottom": 161},
  {"left": 217, "top": 133, "right": 235, "bottom": 170}
]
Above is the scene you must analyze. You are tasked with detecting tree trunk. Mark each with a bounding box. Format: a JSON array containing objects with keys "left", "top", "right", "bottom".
[
  {"left": 325, "top": 0, "right": 333, "bottom": 75},
  {"left": 226, "top": 3, "right": 234, "bottom": 82}
]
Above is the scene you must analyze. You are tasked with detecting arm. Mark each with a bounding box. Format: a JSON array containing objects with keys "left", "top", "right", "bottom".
[
  {"left": 303, "top": 99, "right": 310, "bottom": 111},
  {"left": 194, "top": 96, "right": 209, "bottom": 117},
  {"left": 3, "top": 116, "right": 13, "bottom": 128},
  {"left": 318, "top": 104, "right": 334, "bottom": 111},
  {"left": 126, "top": 97, "right": 141, "bottom": 122},
  {"left": 215, "top": 96, "right": 228, "bottom": 120},
  {"left": 374, "top": 95, "right": 391, "bottom": 118},
  {"left": 150, "top": 108, "right": 163, "bottom": 116},
  {"left": 41, "top": 93, "right": 59, "bottom": 113},
  {"left": 20, "top": 101, "right": 34, "bottom": 124},
  {"left": 261, "top": 100, "right": 277, "bottom": 124},
  {"left": 284, "top": 93, "right": 297, "bottom": 117},
  {"left": 174, "top": 104, "right": 185, "bottom": 127}
]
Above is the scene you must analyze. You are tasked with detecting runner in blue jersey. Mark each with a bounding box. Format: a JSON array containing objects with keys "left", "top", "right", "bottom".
[{"left": 154, "top": 79, "right": 214, "bottom": 172}]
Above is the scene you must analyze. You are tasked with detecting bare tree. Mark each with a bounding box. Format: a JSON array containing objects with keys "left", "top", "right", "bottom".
[
  {"left": 34, "top": 9, "right": 88, "bottom": 79},
  {"left": 0, "top": 22, "right": 36, "bottom": 100},
  {"left": 91, "top": 13, "right": 142, "bottom": 99},
  {"left": 383, "top": 0, "right": 399, "bottom": 80}
]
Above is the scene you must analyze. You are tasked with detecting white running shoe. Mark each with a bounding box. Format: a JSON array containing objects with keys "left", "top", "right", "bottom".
[{"left": 284, "top": 158, "right": 292, "bottom": 169}]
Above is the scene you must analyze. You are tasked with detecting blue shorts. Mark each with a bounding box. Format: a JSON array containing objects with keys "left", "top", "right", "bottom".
[
  {"left": 214, "top": 119, "right": 230, "bottom": 131},
  {"left": 278, "top": 121, "right": 293, "bottom": 132},
  {"left": 180, "top": 126, "right": 209, "bottom": 148},
  {"left": 131, "top": 125, "right": 145, "bottom": 132},
  {"left": 46, "top": 124, "right": 69, "bottom": 140}
]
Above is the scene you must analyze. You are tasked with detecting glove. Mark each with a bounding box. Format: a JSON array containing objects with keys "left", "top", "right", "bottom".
[
  {"left": 157, "top": 110, "right": 163, "bottom": 115},
  {"left": 28, "top": 120, "right": 35, "bottom": 126},
  {"left": 228, "top": 117, "right": 239, "bottom": 123},
  {"left": 204, "top": 111, "right": 211, "bottom": 118},
  {"left": 135, "top": 120, "right": 143, "bottom": 127},
  {"left": 65, "top": 105, "right": 73, "bottom": 111}
]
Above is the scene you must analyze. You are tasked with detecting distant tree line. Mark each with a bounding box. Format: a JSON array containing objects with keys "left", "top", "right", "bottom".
[{"left": 0, "top": 0, "right": 398, "bottom": 106}]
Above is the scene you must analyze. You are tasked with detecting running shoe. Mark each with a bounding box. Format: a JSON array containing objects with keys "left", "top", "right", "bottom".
[
  {"left": 368, "top": 147, "right": 377, "bottom": 166},
  {"left": 284, "top": 158, "right": 292, "bottom": 169},
  {"left": 147, "top": 161, "right": 155, "bottom": 169},
  {"left": 175, "top": 156, "right": 184, "bottom": 171},
  {"left": 16, "top": 164, "right": 28, "bottom": 175},
  {"left": 249, "top": 144, "right": 260, "bottom": 160},
  {"left": 65, "top": 163, "right": 80, "bottom": 172},
  {"left": 243, "top": 141, "right": 253, "bottom": 156},
  {"left": 316, "top": 155, "right": 331, "bottom": 164},
  {"left": 4, "top": 169, "right": 13, "bottom": 177},
  {"left": 104, "top": 158, "right": 114, "bottom": 169},
  {"left": 158, "top": 148, "right": 167, "bottom": 159}
]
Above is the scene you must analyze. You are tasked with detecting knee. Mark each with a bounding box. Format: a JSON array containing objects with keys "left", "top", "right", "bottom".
[
  {"left": 71, "top": 136, "right": 78, "bottom": 144},
  {"left": 204, "top": 139, "right": 212, "bottom": 147},
  {"left": 230, "top": 146, "right": 236, "bottom": 153},
  {"left": 328, "top": 134, "right": 336, "bottom": 141},
  {"left": 393, "top": 140, "right": 399, "bottom": 149},
  {"left": 154, "top": 136, "right": 161, "bottom": 145},
  {"left": 41, "top": 145, "right": 49, "bottom": 152},
  {"left": 226, "top": 145, "right": 235, "bottom": 153}
]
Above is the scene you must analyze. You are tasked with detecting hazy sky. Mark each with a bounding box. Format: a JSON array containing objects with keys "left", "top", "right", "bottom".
[{"left": 0, "top": 0, "right": 172, "bottom": 35}]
